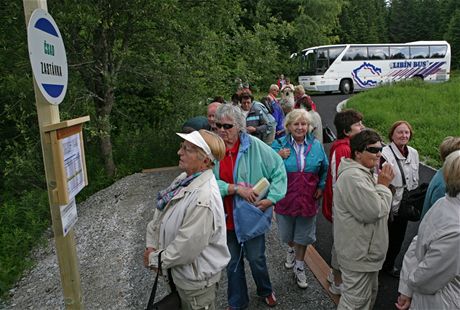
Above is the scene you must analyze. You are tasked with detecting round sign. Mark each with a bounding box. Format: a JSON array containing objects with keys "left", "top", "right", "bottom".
[{"left": 27, "top": 9, "right": 68, "bottom": 105}]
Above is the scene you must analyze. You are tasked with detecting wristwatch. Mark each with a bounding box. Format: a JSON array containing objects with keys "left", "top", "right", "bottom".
[{"left": 234, "top": 184, "right": 239, "bottom": 194}]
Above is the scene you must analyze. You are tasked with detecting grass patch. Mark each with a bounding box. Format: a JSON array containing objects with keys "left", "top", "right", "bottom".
[
  {"left": 346, "top": 75, "right": 460, "bottom": 168},
  {"left": 0, "top": 190, "right": 50, "bottom": 298}
]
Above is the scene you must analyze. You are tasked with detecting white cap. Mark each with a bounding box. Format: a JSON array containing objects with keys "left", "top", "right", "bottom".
[{"left": 176, "top": 131, "right": 215, "bottom": 161}]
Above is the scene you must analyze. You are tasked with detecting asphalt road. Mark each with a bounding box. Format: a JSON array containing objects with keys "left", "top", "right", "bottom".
[{"left": 311, "top": 93, "right": 436, "bottom": 310}]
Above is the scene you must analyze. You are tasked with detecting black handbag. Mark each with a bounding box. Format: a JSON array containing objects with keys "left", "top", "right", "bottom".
[
  {"left": 389, "top": 146, "right": 428, "bottom": 222},
  {"left": 146, "top": 251, "right": 181, "bottom": 310},
  {"left": 399, "top": 183, "right": 429, "bottom": 221},
  {"left": 323, "top": 126, "right": 337, "bottom": 144}
]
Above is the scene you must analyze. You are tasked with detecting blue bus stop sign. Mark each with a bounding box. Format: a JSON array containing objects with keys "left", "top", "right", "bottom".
[{"left": 27, "top": 9, "right": 68, "bottom": 105}]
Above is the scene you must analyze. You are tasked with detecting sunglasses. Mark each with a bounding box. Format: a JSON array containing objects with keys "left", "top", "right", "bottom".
[
  {"left": 215, "top": 123, "right": 234, "bottom": 130},
  {"left": 365, "top": 146, "right": 383, "bottom": 154}
]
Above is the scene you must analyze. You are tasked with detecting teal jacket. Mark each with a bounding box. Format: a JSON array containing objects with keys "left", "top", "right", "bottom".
[
  {"left": 420, "top": 169, "right": 445, "bottom": 220},
  {"left": 213, "top": 132, "right": 287, "bottom": 204},
  {"left": 213, "top": 132, "right": 287, "bottom": 243},
  {"left": 271, "top": 133, "right": 329, "bottom": 189}
]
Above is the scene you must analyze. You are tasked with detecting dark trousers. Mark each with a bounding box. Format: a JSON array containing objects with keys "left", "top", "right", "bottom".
[{"left": 383, "top": 214, "right": 408, "bottom": 269}]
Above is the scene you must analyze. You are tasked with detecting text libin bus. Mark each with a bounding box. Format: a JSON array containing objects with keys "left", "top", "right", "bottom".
[{"left": 291, "top": 41, "right": 451, "bottom": 94}]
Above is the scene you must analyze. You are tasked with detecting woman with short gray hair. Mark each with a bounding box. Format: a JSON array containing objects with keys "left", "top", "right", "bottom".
[
  {"left": 396, "top": 150, "right": 460, "bottom": 310},
  {"left": 212, "top": 104, "right": 287, "bottom": 309},
  {"left": 214, "top": 104, "right": 247, "bottom": 133}
]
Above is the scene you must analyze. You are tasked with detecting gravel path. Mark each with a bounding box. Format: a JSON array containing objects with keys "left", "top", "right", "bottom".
[{"left": 4, "top": 169, "right": 335, "bottom": 310}]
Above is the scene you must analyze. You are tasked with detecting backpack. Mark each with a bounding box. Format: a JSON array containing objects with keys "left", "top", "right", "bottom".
[{"left": 253, "top": 101, "right": 276, "bottom": 144}]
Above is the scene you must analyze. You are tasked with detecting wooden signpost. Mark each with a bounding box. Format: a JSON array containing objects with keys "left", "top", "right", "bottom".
[{"left": 23, "top": 1, "right": 87, "bottom": 308}]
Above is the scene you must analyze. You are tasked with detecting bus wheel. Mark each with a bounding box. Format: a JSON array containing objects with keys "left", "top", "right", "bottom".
[{"left": 340, "top": 79, "right": 353, "bottom": 94}]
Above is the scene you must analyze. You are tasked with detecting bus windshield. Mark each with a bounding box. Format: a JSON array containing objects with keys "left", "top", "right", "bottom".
[
  {"left": 299, "top": 51, "right": 316, "bottom": 76},
  {"left": 299, "top": 46, "right": 346, "bottom": 76}
]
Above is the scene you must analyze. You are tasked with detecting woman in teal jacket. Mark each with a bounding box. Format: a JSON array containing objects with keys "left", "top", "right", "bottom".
[
  {"left": 212, "top": 104, "right": 287, "bottom": 310},
  {"left": 271, "top": 109, "right": 328, "bottom": 289}
]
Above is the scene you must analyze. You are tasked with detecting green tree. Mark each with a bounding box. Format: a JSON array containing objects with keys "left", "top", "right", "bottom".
[
  {"left": 337, "top": 0, "right": 388, "bottom": 43},
  {"left": 0, "top": 2, "right": 45, "bottom": 198},
  {"left": 445, "top": 9, "right": 460, "bottom": 69},
  {"left": 389, "top": 0, "right": 418, "bottom": 42},
  {"left": 52, "top": 0, "right": 161, "bottom": 178}
]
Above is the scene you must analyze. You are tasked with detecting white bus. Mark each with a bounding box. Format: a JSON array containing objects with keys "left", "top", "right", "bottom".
[{"left": 291, "top": 41, "right": 451, "bottom": 94}]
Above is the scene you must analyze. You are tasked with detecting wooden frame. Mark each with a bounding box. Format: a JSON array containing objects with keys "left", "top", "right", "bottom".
[{"left": 43, "top": 116, "right": 90, "bottom": 205}]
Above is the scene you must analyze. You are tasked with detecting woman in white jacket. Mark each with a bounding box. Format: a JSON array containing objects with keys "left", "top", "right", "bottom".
[
  {"left": 143, "top": 130, "right": 230, "bottom": 310},
  {"left": 396, "top": 150, "right": 460, "bottom": 310},
  {"left": 380, "top": 121, "right": 420, "bottom": 278}
]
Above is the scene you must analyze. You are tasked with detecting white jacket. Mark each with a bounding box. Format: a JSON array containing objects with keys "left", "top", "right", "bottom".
[
  {"left": 382, "top": 142, "right": 419, "bottom": 214},
  {"left": 398, "top": 194, "right": 460, "bottom": 309},
  {"left": 146, "top": 169, "right": 230, "bottom": 290}
]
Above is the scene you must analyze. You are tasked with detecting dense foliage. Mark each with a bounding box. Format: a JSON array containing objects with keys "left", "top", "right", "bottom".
[{"left": 0, "top": 0, "right": 459, "bottom": 299}]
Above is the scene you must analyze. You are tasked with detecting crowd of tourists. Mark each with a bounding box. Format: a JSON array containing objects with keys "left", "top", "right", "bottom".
[{"left": 143, "top": 81, "right": 460, "bottom": 310}]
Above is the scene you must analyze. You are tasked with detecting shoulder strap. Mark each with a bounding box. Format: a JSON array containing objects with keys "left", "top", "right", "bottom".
[
  {"left": 145, "top": 250, "right": 163, "bottom": 310},
  {"left": 389, "top": 145, "right": 406, "bottom": 187},
  {"left": 145, "top": 250, "right": 177, "bottom": 310}
]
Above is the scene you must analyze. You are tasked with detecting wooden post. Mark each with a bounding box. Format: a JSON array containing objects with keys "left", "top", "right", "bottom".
[{"left": 23, "top": 1, "right": 83, "bottom": 308}]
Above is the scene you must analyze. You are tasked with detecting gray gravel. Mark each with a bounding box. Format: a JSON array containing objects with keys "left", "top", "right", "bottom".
[{"left": 3, "top": 168, "right": 335, "bottom": 310}]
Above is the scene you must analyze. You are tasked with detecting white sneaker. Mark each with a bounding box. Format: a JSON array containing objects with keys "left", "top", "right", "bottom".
[
  {"left": 294, "top": 267, "right": 308, "bottom": 289},
  {"left": 327, "top": 270, "right": 334, "bottom": 284},
  {"left": 284, "top": 249, "right": 295, "bottom": 269},
  {"left": 329, "top": 282, "right": 344, "bottom": 295}
]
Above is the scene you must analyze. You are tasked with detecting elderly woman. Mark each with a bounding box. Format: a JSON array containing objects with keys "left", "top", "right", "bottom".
[
  {"left": 380, "top": 121, "right": 420, "bottom": 278},
  {"left": 212, "top": 104, "right": 287, "bottom": 309},
  {"left": 334, "top": 129, "right": 394, "bottom": 310},
  {"left": 294, "top": 85, "right": 317, "bottom": 111},
  {"left": 294, "top": 95, "right": 323, "bottom": 143},
  {"left": 143, "top": 130, "right": 230, "bottom": 310},
  {"left": 271, "top": 109, "right": 328, "bottom": 289},
  {"left": 396, "top": 150, "right": 460, "bottom": 310},
  {"left": 420, "top": 136, "right": 460, "bottom": 219},
  {"left": 322, "top": 109, "right": 364, "bottom": 295}
]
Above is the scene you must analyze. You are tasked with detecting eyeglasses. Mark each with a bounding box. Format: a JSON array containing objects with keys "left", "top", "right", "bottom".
[
  {"left": 215, "top": 123, "right": 234, "bottom": 130},
  {"left": 179, "top": 142, "right": 198, "bottom": 153},
  {"left": 365, "top": 146, "right": 383, "bottom": 154}
]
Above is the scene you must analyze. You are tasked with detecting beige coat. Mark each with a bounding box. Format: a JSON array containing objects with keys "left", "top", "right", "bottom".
[
  {"left": 333, "top": 158, "right": 393, "bottom": 272},
  {"left": 146, "top": 169, "right": 230, "bottom": 290}
]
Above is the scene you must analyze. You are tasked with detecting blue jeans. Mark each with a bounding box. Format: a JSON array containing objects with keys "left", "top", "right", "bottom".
[{"left": 226, "top": 230, "right": 273, "bottom": 309}]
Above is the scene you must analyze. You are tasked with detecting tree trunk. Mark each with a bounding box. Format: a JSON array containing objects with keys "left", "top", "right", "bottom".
[
  {"left": 94, "top": 85, "right": 117, "bottom": 178},
  {"left": 97, "top": 113, "right": 116, "bottom": 178}
]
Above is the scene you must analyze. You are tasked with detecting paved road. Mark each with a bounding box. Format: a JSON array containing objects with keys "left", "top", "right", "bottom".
[{"left": 312, "top": 93, "right": 436, "bottom": 310}]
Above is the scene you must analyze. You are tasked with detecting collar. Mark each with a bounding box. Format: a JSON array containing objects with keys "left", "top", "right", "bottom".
[
  {"left": 226, "top": 138, "right": 240, "bottom": 156},
  {"left": 172, "top": 169, "right": 214, "bottom": 200},
  {"left": 390, "top": 142, "right": 409, "bottom": 159},
  {"left": 289, "top": 134, "right": 306, "bottom": 146}
]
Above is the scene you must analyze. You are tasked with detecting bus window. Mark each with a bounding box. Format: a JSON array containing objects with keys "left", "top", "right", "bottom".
[
  {"left": 316, "top": 48, "right": 329, "bottom": 74},
  {"left": 430, "top": 45, "right": 447, "bottom": 58},
  {"left": 342, "top": 47, "right": 368, "bottom": 61},
  {"left": 390, "top": 46, "right": 409, "bottom": 59},
  {"left": 410, "top": 46, "right": 429, "bottom": 59},
  {"left": 328, "top": 47, "right": 345, "bottom": 63},
  {"left": 368, "top": 46, "right": 390, "bottom": 60}
]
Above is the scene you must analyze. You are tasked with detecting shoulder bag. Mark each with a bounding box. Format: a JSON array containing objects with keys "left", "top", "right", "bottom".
[
  {"left": 323, "top": 126, "right": 337, "bottom": 144},
  {"left": 389, "top": 146, "right": 428, "bottom": 222},
  {"left": 145, "top": 250, "right": 181, "bottom": 310}
]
